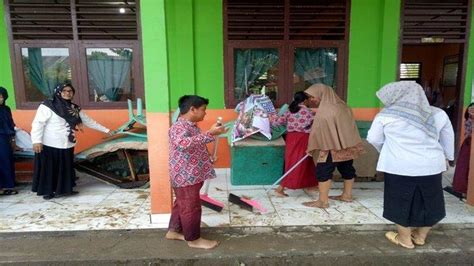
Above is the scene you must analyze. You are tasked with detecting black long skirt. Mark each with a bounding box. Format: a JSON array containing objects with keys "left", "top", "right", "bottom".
[
  {"left": 32, "top": 145, "right": 75, "bottom": 196},
  {"left": 0, "top": 134, "right": 15, "bottom": 189},
  {"left": 383, "top": 172, "right": 445, "bottom": 227}
]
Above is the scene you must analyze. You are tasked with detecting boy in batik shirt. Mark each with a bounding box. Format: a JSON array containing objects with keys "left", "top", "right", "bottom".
[{"left": 165, "top": 95, "right": 226, "bottom": 250}]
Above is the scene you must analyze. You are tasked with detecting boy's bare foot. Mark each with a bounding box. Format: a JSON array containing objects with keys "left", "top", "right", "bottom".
[
  {"left": 187, "top": 237, "right": 219, "bottom": 249},
  {"left": 165, "top": 231, "right": 185, "bottom": 241}
]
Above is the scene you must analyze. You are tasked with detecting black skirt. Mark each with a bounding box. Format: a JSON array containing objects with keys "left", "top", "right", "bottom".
[
  {"left": 32, "top": 145, "right": 75, "bottom": 196},
  {"left": 383, "top": 172, "right": 445, "bottom": 227},
  {"left": 0, "top": 134, "right": 15, "bottom": 189}
]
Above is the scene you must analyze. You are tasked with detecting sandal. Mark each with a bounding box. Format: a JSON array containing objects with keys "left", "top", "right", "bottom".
[
  {"left": 328, "top": 195, "right": 353, "bottom": 202},
  {"left": 302, "top": 200, "right": 329, "bottom": 209},
  {"left": 0, "top": 189, "right": 18, "bottom": 196},
  {"left": 411, "top": 234, "right": 426, "bottom": 246},
  {"left": 385, "top": 231, "right": 415, "bottom": 249}
]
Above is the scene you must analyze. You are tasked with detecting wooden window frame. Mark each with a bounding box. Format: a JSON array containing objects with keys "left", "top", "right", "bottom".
[
  {"left": 77, "top": 41, "right": 143, "bottom": 109},
  {"left": 4, "top": 0, "right": 144, "bottom": 110},
  {"left": 223, "top": 0, "right": 350, "bottom": 108}
]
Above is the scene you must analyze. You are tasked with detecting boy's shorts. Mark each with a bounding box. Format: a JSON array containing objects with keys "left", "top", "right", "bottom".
[{"left": 315, "top": 153, "right": 356, "bottom": 182}]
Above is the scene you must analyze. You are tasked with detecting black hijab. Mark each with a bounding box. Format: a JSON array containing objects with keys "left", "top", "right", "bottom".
[
  {"left": 42, "top": 83, "right": 82, "bottom": 143},
  {"left": 0, "top": 86, "right": 15, "bottom": 136}
]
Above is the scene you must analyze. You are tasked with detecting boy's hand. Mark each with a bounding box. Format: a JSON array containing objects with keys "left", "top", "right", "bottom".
[{"left": 208, "top": 123, "right": 228, "bottom": 136}]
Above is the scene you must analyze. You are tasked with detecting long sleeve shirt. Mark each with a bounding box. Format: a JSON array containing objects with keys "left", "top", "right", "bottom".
[
  {"left": 31, "top": 104, "right": 110, "bottom": 149},
  {"left": 274, "top": 105, "right": 315, "bottom": 133},
  {"left": 367, "top": 107, "right": 454, "bottom": 176},
  {"left": 168, "top": 118, "right": 216, "bottom": 188}
]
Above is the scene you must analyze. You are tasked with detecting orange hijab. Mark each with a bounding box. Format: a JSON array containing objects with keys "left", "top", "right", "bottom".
[{"left": 305, "top": 84, "right": 362, "bottom": 156}]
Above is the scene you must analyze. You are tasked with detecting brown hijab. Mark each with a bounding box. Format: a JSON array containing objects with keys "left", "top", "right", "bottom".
[{"left": 305, "top": 84, "right": 362, "bottom": 156}]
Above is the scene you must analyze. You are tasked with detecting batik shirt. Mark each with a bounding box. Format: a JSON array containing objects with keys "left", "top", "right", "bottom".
[
  {"left": 274, "top": 105, "right": 315, "bottom": 133},
  {"left": 169, "top": 118, "right": 216, "bottom": 188}
]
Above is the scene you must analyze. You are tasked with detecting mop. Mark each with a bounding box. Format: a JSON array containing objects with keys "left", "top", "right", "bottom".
[
  {"left": 200, "top": 117, "right": 225, "bottom": 212},
  {"left": 228, "top": 154, "right": 311, "bottom": 213}
]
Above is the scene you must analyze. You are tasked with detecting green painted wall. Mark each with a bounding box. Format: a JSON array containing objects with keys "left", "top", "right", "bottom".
[
  {"left": 166, "top": 0, "right": 224, "bottom": 109},
  {"left": 464, "top": 8, "right": 474, "bottom": 106},
  {"left": 0, "top": 4, "right": 16, "bottom": 109},
  {"left": 141, "top": 0, "right": 170, "bottom": 113},
  {"left": 165, "top": 0, "right": 196, "bottom": 106},
  {"left": 347, "top": 0, "right": 401, "bottom": 108},
  {"left": 193, "top": 0, "right": 225, "bottom": 108}
]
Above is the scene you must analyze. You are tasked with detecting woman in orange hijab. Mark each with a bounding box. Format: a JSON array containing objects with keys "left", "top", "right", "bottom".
[{"left": 302, "top": 84, "right": 365, "bottom": 208}]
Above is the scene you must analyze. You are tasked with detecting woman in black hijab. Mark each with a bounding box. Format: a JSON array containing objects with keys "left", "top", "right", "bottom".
[
  {"left": 0, "top": 86, "right": 18, "bottom": 196},
  {"left": 31, "top": 83, "right": 111, "bottom": 200}
]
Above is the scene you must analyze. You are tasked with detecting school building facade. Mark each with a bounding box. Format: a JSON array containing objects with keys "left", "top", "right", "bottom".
[{"left": 1, "top": 0, "right": 473, "bottom": 222}]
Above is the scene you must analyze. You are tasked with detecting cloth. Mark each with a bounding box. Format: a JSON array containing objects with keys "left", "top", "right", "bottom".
[
  {"left": 315, "top": 153, "right": 356, "bottom": 182},
  {"left": 304, "top": 84, "right": 363, "bottom": 159},
  {"left": 280, "top": 132, "right": 317, "bottom": 189},
  {"left": 31, "top": 104, "right": 109, "bottom": 149},
  {"left": 0, "top": 87, "right": 15, "bottom": 136},
  {"left": 0, "top": 134, "right": 15, "bottom": 189},
  {"left": 32, "top": 145, "right": 75, "bottom": 196},
  {"left": 168, "top": 182, "right": 203, "bottom": 241},
  {"left": 317, "top": 143, "right": 365, "bottom": 163},
  {"left": 169, "top": 118, "right": 216, "bottom": 188},
  {"left": 232, "top": 94, "right": 277, "bottom": 142},
  {"left": 464, "top": 119, "right": 472, "bottom": 139},
  {"left": 274, "top": 105, "right": 314, "bottom": 133},
  {"left": 376, "top": 81, "right": 437, "bottom": 139},
  {"left": 383, "top": 172, "right": 445, "bottom": 227},
  {"left": 367, "top": 107, "right": 454, "bottom": 176},
  {"left": 452, "top": 137, "right": 470, "bottom": 194},
  {"left": 42, "top": 84, "right": 82, "bottom": 143}
]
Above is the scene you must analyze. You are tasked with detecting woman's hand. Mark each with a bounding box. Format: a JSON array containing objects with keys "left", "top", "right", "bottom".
[
  {"left": 33, "top": 143, "right": 43, "bottom": 153},
  {"left": 77, "top": 123, "right": 85, "bottom": 133}
]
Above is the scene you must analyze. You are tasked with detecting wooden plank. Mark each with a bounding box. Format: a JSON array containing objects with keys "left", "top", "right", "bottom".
[{"left": 123, "top": 149, "right": 137, "bottom": 181}]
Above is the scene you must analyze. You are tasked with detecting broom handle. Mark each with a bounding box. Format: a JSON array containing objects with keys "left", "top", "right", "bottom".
[
  {"left": 211, "top": 117, "right": 222, "bottom": 162},
  {"left": 204, "top": 117, "right": 222, "bottom": 195},
  {"left": 267, "top": 153, "right": 311, "bottom": 191}
]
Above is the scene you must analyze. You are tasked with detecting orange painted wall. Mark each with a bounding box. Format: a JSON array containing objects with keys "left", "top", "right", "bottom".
[
  {"left": 12, "top": 109, "right": 130, "bottom": 153},
  {"left": 12, "top": 107, "right": 380, "bottom": 167},
  {"left": 147, "top": 112, "right": 173, "bottom": 213}
]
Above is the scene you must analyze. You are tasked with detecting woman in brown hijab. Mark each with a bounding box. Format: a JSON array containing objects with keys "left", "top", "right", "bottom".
[{"left": 302, "top": 84, "right": 364, "bottom": 208}]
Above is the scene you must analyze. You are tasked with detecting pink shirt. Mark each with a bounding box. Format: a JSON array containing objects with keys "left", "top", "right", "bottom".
[
  {"left": 275, "top": 106, "right": 315, "bottom": 133},
  {"left": 169, "top": 118, "right": 216, "bottom": 187}
]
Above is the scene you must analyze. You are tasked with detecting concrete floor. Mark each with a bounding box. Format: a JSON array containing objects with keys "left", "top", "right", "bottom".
[{"left": 0, "top": 168, "right": 473, "bottom": 232}]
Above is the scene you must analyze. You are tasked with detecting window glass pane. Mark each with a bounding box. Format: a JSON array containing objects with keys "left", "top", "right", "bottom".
[
  {"left": 293, "top": 48, "right": 338, "bottom": 92},
  {"left": 21, "top": 48, "right": 71, "bottom": 102},
  {"left": 86, "top": 48, "right": 134, "bottom": 102},
  {"left": 233, "top": 48, "right": 279, "bottom": 102},
  {"left": 400, "top": 63, "right": 421, "bottom": 80}
]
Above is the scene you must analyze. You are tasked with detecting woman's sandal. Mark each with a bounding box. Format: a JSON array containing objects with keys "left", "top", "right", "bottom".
[
  {"left": 385, "top": 231, "right": 415, "bottom": 249},
  {"left": 0, "top": 189, "right": 18, "bottom": 196},
  {"left": 302, "top": 200, "right": 329, "bottom": 209},
  {"left": 411, "top": 234, "right": 426, "bottom": 246}
]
